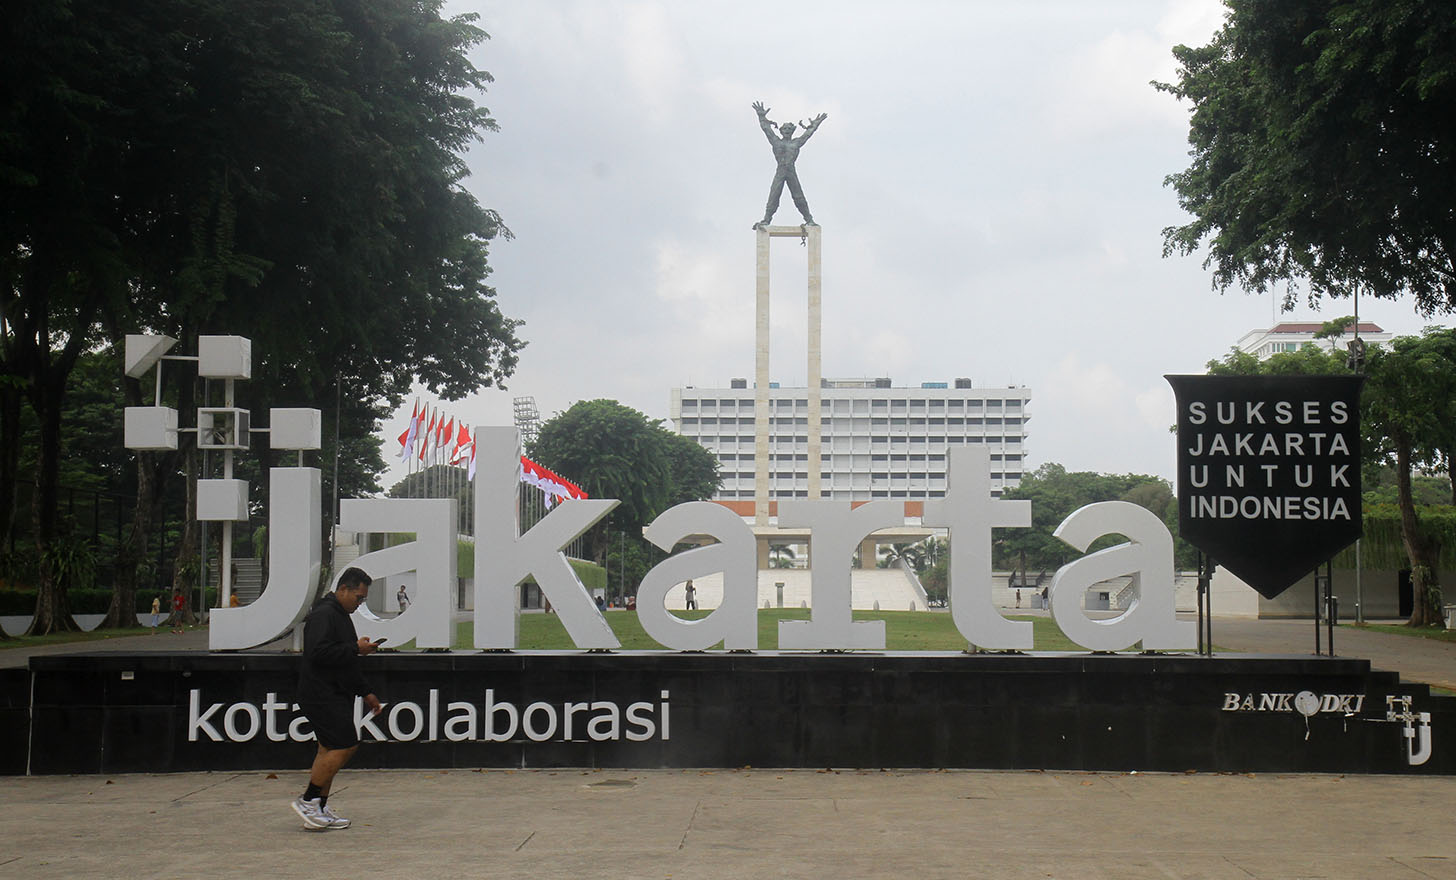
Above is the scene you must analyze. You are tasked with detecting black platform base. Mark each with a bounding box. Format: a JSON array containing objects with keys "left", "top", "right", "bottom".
[{"left": 9, "top": 651, "right": 1453, "bottom": 775}]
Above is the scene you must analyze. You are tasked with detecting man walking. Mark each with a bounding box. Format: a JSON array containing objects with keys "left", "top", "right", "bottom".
[{"left": 292, "top": 567, "right": 384, "bottom": 831}]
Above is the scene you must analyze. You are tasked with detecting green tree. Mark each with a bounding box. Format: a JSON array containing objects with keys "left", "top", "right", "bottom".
[
  {"left": 1363, "top": 468, "right": 1451, "bottom": 508},
  {"left": 1204, "top": 332, "right": 1456, "bottom": 626},
  {"left": 660, "top": 431, "right": 722, "bottom": 508},
  {"left": 1314, "top": 317, "right": 1358, "bottom": 352},
  {"left": 921, "top": 554, "right": 948, "bottom": 606},
  {"left": 1157, "top": 0, "right": 1456, "bottom": 314},
  {"left": 3, "top": 0, "right": 522, "bottom": 632},
  {"left": 769, "top": 544, "right": 796, "bottom": 569},
  {"left": 529, "top": 400, "right": 722, "bottom": 574},
  {"left": 1361, "top": 330, "right": 1456, "bottom": 625},
  {"left": 997, "top": 464, "right": 1182, "bottom": 572},
  {"left": 1205, "top": 344, "right": 1349, "bottom": 377},
  {"left": 878, "top": 542, "right": 921, "bottom": 570}
]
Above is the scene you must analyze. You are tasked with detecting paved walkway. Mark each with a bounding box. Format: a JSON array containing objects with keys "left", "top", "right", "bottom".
[
  {"left": 3, "top": 619, "right": 1454, "bottom": 878},
  {"left": 1, "top": 767, "right": 1453, "bottom": 879},
  {"left": 1209, "top": 617, "right": 1456, "bottom": 692}
]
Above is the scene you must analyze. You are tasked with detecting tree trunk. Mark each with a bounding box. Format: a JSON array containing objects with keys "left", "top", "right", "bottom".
[
  {"left": 0, "top": 382, "right": 21, "bottom": 560},
  {"left": 0, "top": 380, "right": 17, "bottom": 641},
  {"left": 103, "top": 377, "right": 170, "bottom": 629},
  {"left": 103, "top": 452, "right": 163, "bottom": 629},
  {"left": 1395, "top": 439, "right": 1443, "bottom": 627},
  {"left": 172, "top": 442, "right": 201, "bottom": 626},
  {"left": 27, "top": 371, "right": 78, "bottom": 635}
]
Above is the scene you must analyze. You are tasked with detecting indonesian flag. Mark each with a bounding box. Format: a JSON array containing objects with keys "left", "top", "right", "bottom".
[
  {"left": 519, "top": 456, "right": 588, "bottom": 508},
  {"left": 439, "top": 415, "right": 453, "bottom": 461},
  {"left": 452, "top": 422, "right": 472, "bottom": 464},
  {"left": 467, "top": 439, "right": 478, "bottom": 481},
  {"left": 419, "top": 407, "right": 437, "bottom": 462},
  {"left": 411, "top": 403, "right": 429, "bottom": 461},
  {"left": 399, "top": 399, "right": 421, "bottom": 461}
]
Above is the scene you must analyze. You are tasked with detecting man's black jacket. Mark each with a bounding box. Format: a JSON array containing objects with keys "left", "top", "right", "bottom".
[{"left": 297, "top": 594, "right": 371, "bottom": 702}]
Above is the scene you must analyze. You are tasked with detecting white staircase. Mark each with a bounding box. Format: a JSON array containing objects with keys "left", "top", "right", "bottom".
[{"left": 663, "top": 566, "right": 926, "bottom": 612}]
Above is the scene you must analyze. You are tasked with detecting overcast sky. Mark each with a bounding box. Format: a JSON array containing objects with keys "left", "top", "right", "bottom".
[{"left": 378, "top": 0, "right": 1443, "bottom": 493}]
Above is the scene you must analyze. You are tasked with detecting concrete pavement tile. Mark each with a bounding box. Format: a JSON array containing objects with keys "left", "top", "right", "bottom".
[
  {"left": 4, "top": 769, "right": 1456, "bottom": 879},
  {"left": 1223, "top": 854, "right": 1454, "bottom": 879}
]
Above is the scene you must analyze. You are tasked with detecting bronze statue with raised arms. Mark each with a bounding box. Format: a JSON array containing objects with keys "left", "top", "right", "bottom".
[{"left": 752, "top": 100, "right": 827, "bottom": 228}]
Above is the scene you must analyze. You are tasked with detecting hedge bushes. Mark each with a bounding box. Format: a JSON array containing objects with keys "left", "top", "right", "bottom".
[{"left": 0, "top": 588, "right": 218, "bottom": 616}]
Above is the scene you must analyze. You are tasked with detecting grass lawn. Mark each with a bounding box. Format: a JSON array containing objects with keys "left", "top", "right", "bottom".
[
  {"left": 1343, "top": 622, "right": 1456, "bottom": 643},
  {"left": 451, "top": 609, "right": 1089, "bottom": 652}
]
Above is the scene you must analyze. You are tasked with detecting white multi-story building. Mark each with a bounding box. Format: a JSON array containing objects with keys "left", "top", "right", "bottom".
[
  {"left": 1236, "top": 321, "right": 1390, "bottom": 359},
  {"left": 670, "top": 378, "right": 1030, "bottom": 505}
]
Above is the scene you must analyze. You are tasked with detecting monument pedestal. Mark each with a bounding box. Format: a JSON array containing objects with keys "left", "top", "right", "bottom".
[{"left": 755, "top": 225, "right": 822, "bottom": 526}]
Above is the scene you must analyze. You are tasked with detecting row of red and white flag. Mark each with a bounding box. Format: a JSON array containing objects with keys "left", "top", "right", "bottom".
[
  {"left": 518, "top": 455, "right": 588, "bottom": 508},
  {"left": 396, "top": 399, "right": 588, "bottom": 506},
  {"left": 397, "top": 400, "right": 477, "bottom": 478}
]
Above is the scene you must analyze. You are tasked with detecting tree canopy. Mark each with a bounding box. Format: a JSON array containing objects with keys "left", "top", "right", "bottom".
[
  {"left": 1204, "top": 330, "right": 1456, "bottom": 624},
  {"left": 996, "top": 463, "right": 1185, "bottom": 571},
  {"left": 530, "top": 400, "right": 721, "bottom": 544},
  {"left": 2, "top": 0, "right": 522, "bottom": 631},
  {"left": 529, "top": 400, "right": 721, "bottom": 598},
  {"left": 1157, "top": 0, "right": 1456, "bottom": 313}
]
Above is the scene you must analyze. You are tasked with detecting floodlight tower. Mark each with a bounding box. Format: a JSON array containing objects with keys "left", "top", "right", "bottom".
[
  {"left": 123, "top": 335, "right": 321, "bottom": 610},
  {"left": 513, "top": 396, "right": 541, "bottom": 449}
]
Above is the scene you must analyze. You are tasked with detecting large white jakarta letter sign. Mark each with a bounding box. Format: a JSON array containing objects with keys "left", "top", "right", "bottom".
[
  {"left": 210, "top": 468, "right": 321, "bottom": 650},
  {"left": 1048, "top": 501, "right": 1195, "bottom": 651},
  {"left": 777, "top": 499, "right": 902, "bottom": 649},
  {"left": 635, "top": 501, "right": 759, "bottom": 650},
  {"left": 344, "top": 497, "right": 458, "bottom": 649},
  {"left": 473, "top": 428, "right": 619, "bottom": 649},
  {"left": 924, "top": 447, "right": 1033, "bottom": 650}
]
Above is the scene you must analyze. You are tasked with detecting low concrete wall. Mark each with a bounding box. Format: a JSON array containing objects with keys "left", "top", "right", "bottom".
[{"left": 15, "top": 651, "right": 1455, "bottom": 775}]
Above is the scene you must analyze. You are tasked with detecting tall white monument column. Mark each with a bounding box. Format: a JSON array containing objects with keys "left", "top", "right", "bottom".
[
  {"left": 754, "top": 225, "right": 824, "bottom": 527},
  {"left": 806, "top": 225, "right": 822, "bottom": 500},
  {"left": 754, "top": 227, "right": 772, "bottom": 525}
]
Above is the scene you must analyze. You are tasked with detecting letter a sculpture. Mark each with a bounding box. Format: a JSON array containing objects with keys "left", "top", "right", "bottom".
[{"left": 752, "top": 100, "right": 827, "bottom": 228}]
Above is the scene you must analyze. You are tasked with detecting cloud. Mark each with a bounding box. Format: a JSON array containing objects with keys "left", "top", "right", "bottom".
[
  {"left": 1048, "top": 0, "right": 1225, "bottom": 137},
  {"left": 652, "top": 239, "right": 750, "bottom": 348},
  {"left": 619, "top": 3, "right": 689, "bottom": 123}
]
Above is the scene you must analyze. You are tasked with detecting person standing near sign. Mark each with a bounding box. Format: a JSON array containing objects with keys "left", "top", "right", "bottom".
[
  {"left": 169, "top": 589, "right": 185, "bottom": 634},
  {"left": 292, "top": 567, "right": 384, "bottom": 831},
  {"left": 685, "top": 579, "right": 697, "bottom": 611}
]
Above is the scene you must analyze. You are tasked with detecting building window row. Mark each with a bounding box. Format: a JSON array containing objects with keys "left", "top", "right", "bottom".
[{"left": 681, "top": 396, "right": 1027, "bottom": 412}]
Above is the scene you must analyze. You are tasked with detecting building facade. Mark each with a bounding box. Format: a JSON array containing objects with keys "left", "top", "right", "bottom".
[
  {"left": 1236, "top": 321, "right": 1390, "bottom": 360},
  {"left": 671, "top": 378, "right": 1030, "bottom": 504}
]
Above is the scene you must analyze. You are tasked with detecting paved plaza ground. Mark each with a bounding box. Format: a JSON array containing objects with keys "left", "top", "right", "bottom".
[
  {"left": 2, "top": 614, "right": 1454, "bottom": 878},
  {"left": 2, "top": 766, "right": 1454, "bottom": 879}
]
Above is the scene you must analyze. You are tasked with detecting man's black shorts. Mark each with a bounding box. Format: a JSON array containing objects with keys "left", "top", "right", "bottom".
[{"left": 298, "top": 699, "right": 359, "bottom": 750}]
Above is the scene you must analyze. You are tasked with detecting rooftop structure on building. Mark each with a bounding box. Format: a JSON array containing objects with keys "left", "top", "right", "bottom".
[
  {"left": 671, "top": 377, "right": 1030, "bottom": 508},
  {"left": 1236, "top": 322, "right": 1391, "bottom": 360}
]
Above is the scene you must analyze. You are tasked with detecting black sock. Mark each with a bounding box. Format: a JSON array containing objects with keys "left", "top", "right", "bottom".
[
  {"left": 304, "top": 783, "right": 322, "bottom": 801},
  {"left": 319, "top": 795, "right": 328, "bottom": 808}
]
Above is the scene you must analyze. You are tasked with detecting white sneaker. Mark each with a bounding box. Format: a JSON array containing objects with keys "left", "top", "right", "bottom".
[
  {"left": 291, "top": 796, "right": 330, "bottom": 830},
  {"left": 319, "top": 803, "right": 351, "bottom": 830}
]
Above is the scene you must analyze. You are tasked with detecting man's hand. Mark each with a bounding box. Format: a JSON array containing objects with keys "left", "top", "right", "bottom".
[
  {"left": 812, "top": 112, "right": 827, "bottom": 126},
  {"left": 363, "top": 693, "right": 383, "bottom": 716},
  {"left": 753, "top": 101, "right": 768, "bottom": 117},
  {"left": 357, "top": 636, "right": 378, "bottom": 655}
]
